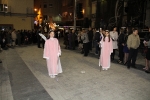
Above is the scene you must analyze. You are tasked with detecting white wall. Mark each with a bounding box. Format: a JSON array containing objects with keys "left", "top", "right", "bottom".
[
  {"left": 0, "top": 0, "right": 34, "bottom": 30},
  {"left": 1, "top": 0, "right": 34, "bottom": 13},
  {"left": 0, "top": 16, "right": 33, "bottom": 30}
]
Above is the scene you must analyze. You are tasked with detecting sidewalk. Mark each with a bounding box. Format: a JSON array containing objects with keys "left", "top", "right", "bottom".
[
  {"left": 0, "top": 41, "right": 150, "bottom": 100},
  {"left": 0, "top": 48, "right": 52, "bottom": 100}
]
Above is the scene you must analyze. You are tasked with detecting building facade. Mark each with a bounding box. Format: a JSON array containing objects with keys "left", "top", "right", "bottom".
[
  {"left": 34, "top": 0, "right": 62, "bottom": 27},
  {"left": 61, "top": 0, "right": 118, "bottom": 28},
  {"left": 146, "top": 0, "right": 150, "bottom": 27},
  {"left": 0, "top": 0, "right": 34, "bottom": 30},
  {"left": 61, "top": 0, "right": 92, "bottom": 27}
]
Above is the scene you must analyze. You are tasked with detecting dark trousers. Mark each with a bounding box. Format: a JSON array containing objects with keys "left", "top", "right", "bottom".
[
  {"left": 111, "top": 49, "right": 116, "bottom": 60},
  {"left": 95, "top": 41, "right": 100, "bottom": 54},
  {"left": 37, "top": 37, "right": 41, "bottom": 48},
  {"left": 17, "top": 38, "right": 21, "bottom": 46},
  {"left": 71, "top": 41, "right": 75, "bottom": 50},
  {"left": 1, "top": 41, "right": 6, "bottom": 48},
  {"left": 83, "top": 42, "right": 89, "bottom": 56},
  {"left": 127, "top": 48, "right": 138, "bottom": 67},
  {"left": 42, "top": 39, "right": 45, "bottom": 48},
  {"left": 89, "top": 41, "right": 92, "bottom": 50},
  {"left": 68, "top": 41, "right": 72, "bottom": 49},
  {"left": 119, "top": 45, "right": 124, "bottom": 61},
  {"left": 99, "top": 47, "right": 101, "bottom": 57}
]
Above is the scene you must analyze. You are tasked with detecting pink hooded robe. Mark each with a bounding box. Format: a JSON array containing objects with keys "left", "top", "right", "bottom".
[
  {"left": 99, "top": 37, "right": 113, "bottom": 68},
  {"left": 43, "top": 38, "right": 62, "bottom": 76}
]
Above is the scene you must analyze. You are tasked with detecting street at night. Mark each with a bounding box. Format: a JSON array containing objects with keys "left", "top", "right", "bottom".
[
  {"left": 1, "top": 0, "right": 150, "bottom": 100},
  {"left": 0, "top": 40, "right": 150, "bottom": 100}
]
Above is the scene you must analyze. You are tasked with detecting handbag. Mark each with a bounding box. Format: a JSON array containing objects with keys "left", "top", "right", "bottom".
[{"left": 144, "top": 46, "right": 148, "bottom": 53}]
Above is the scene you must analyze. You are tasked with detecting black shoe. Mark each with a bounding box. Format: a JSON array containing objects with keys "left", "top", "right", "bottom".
[
  {"left": 145, "top": 70, "right": 150, "bottom": 73},
  {"left": 84, "top": 55, "right": 88, "bottom": 57},
  {"left": 118, "top": 60, "right": 122, "bottom": 64},
  {"left": 127, "top": 66, "right": 130, "bottom": 69},
  {"left": 0, "top": 60, "right": 2, "bottom": 63},
  {"left": 132, "top": 65, "right": 137, "bottom": 68},
  {"left": 124, "top": 61, "right": 128, "bottom": 65},
  {"left": 133, "top": 66, "right": 137, "bottom": 68},
  {"left": 81, "top": 51, "right": 84, "bottom": 54},
  {"left": 111, "top": 57, "right": 114, "bottom": 61}
]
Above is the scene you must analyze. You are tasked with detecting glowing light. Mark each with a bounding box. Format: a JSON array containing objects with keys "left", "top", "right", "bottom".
[
  {"left": 34, "top": 8, "right": 37, "bottom": 11},
  {"left": 82, "top": 9, "right": 85, "bottom": 14}
]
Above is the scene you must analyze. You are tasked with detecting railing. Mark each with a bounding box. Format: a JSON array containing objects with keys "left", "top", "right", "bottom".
[{"left": 0, "top": 12, "right": 37, "bottom": 17}]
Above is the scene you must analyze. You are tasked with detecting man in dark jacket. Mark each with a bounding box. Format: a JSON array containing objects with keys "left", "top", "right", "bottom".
[
  {"left": 64, "top": 29, "right": 69, "bottom": 49},
  {"left": 71, "top": 29, "right": 77, "bottom": 50},
  {"left": 94, "top": 28, "right": 101, "bottom": 56},
  {"left": 37, "top": 28, "right": 42, "bottom": 48},
  {"left": 88, "top": 27, "right": 93, "bottom": 51},
  {"left": 118, "top": 28, "right": 125, "bottom": 63}
]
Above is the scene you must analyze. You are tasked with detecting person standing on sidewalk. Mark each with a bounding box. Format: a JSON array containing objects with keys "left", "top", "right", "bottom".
[
  {"left": 43, "top": 31, "right": 62, "bottom": 78},
  {"left": 11, "top": 29, "right": 17, "bottom": 47},
  {"left": 110, "top": 26, "right": 118, "bottom": 61},
  {"left": 94, "top": 28, "right": 101, "bottom": 56},
  {"left": 71, "top": 29, "right": 77, "bottom": 50},
  {"left": 37, "top": 28, "right": 42, "bottom": 48},
  {"left": 123, "top": 27, "right": 132, "bottom": 65},
  {"left": 127, "top": 28, "right": 140, "bottom": 69},
  {"left": 64, "top": 29, "right": 69, "bottom": 49},
  {"left": 81, "top": 29, "right": 89, "bottom": 56},
  {"left": 118, "top": 28, "right": 125, "bottom": 64},
  {"left": 0, "top": 34, "right": 2, "bottom": 63},
  {"left": 87, "top": 27, "right": 93, "bottom": 51},
  {"left": 143, "top": 27, "right": 150, "bottom": 73}
]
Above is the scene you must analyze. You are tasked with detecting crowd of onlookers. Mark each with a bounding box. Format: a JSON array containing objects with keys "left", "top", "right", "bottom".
[
  {"left": 0, "top": 26, "right": 150, "bottom": 73},
  {"left": 0, "top": 28, "right": 43, "bottom": 63},
  {"left": 63, "top": 26, "right": 150, "bottom": 73},
  {"left": 0, "top": 29, "right": 38, "bottom": 50},
  {"left": 0, "top": 28, "right": 64, "bottom": 50}
]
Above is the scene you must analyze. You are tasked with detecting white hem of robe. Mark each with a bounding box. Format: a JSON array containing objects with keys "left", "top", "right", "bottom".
[
  {"left": 43, "top": 57, "right": 49, "bottom": 59},
  {"left": 47, "top": 57, "right": 62, "bottom": 76}
]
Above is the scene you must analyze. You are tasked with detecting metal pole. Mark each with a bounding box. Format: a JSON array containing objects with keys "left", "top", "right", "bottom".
[{"left": 74, "top": 0, "right": 76, "bottom": 30}]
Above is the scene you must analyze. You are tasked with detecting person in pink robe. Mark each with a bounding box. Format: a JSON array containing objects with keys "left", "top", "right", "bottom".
[
  {"left": 99, "top": 30, "right": 113, "bottom": 70},
  {"left": 43, "top": 31, "right": 62, "bottom": 78}
]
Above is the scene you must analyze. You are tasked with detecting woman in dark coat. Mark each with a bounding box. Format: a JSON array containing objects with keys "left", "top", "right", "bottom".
[
  {"left": 123, "top": 27, "right": 132, "bottom": 65},
  {"left": 64, "top": 29, "right": 69, "bottom": 49},
  {"left": 118, "top": 28, "right": 125, "bottom": 63},
  {"left": 144, "top": 27, "right": 150, "bottom": 73}
]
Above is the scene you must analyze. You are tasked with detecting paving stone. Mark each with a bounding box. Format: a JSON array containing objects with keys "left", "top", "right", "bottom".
[
  {"left": 0, "top": 49, "right": 53, "bottom": 100},
  {"left": 1, "top": 39, "right": 150, "bottom": 100}
]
